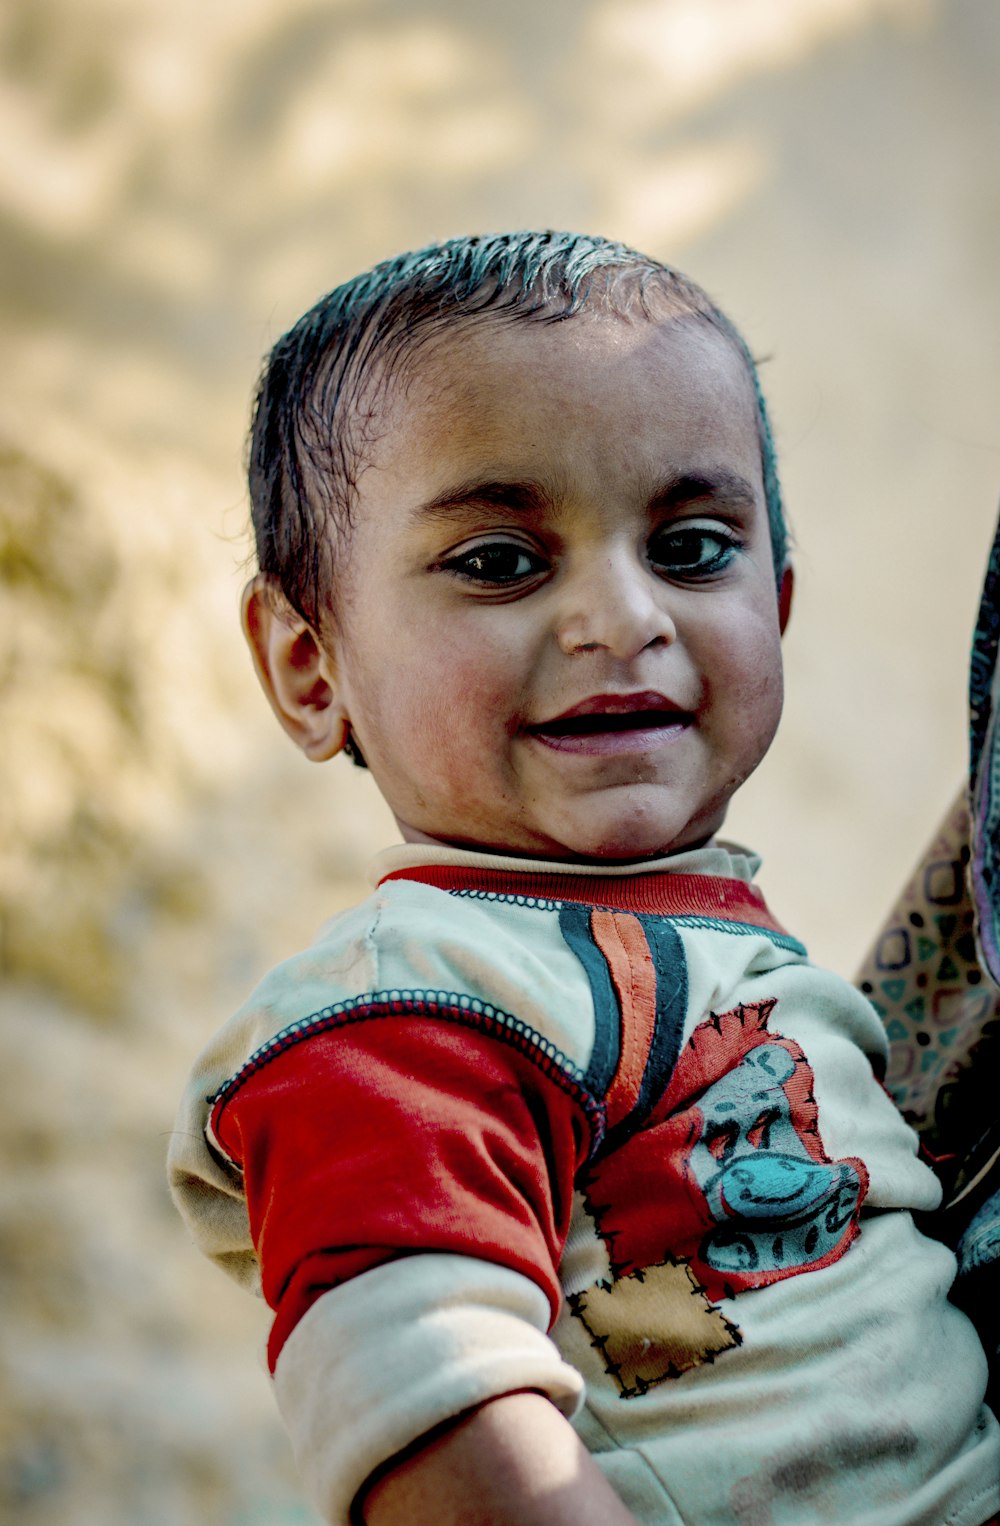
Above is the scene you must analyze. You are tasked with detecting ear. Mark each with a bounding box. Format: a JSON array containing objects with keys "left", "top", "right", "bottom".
[
  {"left": 778, "top": 564, "right": 794, "bottom": 636},
  {"left": 241, "top": 577, "right": 349, "bottom": 761}
]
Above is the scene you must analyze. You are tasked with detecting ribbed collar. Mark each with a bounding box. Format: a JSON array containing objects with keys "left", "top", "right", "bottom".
[{"left": 370, "top": 840, "right": 784, "bottom": 925}]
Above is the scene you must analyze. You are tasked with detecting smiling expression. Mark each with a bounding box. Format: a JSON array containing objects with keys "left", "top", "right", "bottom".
[{"left": 319, "top": 310, "right": 788, "bottom": 862}]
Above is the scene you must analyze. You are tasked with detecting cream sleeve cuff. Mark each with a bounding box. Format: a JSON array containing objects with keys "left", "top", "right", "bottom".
[{"left": 271, "top": 1252, "right": 586, "bottom": 1525}]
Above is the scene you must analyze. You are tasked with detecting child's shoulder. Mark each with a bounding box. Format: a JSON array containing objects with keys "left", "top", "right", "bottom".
[
  {"left": 167, "top": 872, "right": 605, "bottom": 1288},
  {"left": 195, "top": 873, "right": 599, "bottom": 1107}
]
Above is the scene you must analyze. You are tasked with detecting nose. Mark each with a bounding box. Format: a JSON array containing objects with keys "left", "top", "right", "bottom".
[{"left": 556, "top": 547, "right": 677, "bottom": 660}]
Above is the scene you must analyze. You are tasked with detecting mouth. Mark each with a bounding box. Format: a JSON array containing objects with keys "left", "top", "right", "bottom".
[{"left": 527, "top": 692, "right": 694, "bottom": 756}]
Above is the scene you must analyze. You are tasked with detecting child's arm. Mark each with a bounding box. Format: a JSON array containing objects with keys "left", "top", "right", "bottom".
[
  {"left": 191, "top": 981, "right": 607, "bottom": 1523},
  {"left": 363, "top": 1392, "right": 642, "bottom": 1526}
]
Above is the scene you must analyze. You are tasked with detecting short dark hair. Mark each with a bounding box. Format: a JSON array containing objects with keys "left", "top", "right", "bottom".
[{"left": 248, "top": 230, "right": 787, "bottom": 631}]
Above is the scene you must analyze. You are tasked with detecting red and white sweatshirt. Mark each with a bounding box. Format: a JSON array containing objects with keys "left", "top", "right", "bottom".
[{"left": 169, "top": 841, "right": 1000, "bottom": 1526}]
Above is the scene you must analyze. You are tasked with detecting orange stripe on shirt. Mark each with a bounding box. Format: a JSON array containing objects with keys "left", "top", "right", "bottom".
[{"left": 590, "top": 910, "right": 658, "bottom": 1131}]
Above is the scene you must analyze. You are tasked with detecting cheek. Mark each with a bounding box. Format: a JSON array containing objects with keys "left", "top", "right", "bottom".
[
  {"left": 380, "top": 634, "right": 520, "bottom": 760},
  {"left": 740, "top": 628, "right": 785, "bottom": 743},
  {"left": 708, "top": 611, "right": 785, "bottom": 727}
]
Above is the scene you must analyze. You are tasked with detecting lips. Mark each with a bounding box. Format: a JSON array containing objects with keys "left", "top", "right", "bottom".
[{"left": 527, "top": 692, "right": 693, "bottom": 755}]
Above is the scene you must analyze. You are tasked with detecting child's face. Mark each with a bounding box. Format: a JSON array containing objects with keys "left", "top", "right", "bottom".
[{"left": 304, "top": 312, "right": 788, "bottom": 861}]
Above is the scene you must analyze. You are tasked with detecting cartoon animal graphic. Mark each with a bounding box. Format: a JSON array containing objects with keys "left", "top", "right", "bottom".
[
  {"left": 572, "top": 1000, "right": 868, "bottom": 1395},
  {"left": 688, "top": 1038, "right": 865, "bottom": 1281}
]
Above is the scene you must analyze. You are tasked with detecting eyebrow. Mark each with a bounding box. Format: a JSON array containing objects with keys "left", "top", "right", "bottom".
[
  {"left": 410, "top": 467, "right": 757, "bottom": 524},
  {"left": 648, "top": 470, "right": 758, "bottom": 512},
  {"left": 410, "top": 478, "right": 552, "bottom": 523}
]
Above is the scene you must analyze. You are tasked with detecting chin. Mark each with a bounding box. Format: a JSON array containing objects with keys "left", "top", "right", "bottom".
[
  {"left": 556, "top": 825, "right": 702, "bottom": 865},
  {"left": 554, "top": 797, "right": 726, "bottom": 865}
]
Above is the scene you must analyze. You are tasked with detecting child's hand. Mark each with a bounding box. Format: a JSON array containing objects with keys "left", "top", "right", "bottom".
[{"left": 362, "top": 1391, "right": 641, "bottom": 1526}]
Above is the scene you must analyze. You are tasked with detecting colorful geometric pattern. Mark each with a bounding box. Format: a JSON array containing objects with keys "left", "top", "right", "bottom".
[
  {"left": 856, "top": 501, "right": 1000, "bottom": 1386},
  {"left": 970, "top": 504, "right": 1000, "bottom": 985},
  {"left": 855, "top": 793, "right": 1000, "bottom": 1152}
]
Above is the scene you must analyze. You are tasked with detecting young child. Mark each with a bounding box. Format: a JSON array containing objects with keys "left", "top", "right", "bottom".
[{"left": 169, "top": 231, "right": 1000, "bottom": 1526}]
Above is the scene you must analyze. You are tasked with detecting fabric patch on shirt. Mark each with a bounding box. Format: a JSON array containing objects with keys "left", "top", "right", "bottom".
[{"left": 570, "top": 1257, "right": 741, "bottom": 1397}]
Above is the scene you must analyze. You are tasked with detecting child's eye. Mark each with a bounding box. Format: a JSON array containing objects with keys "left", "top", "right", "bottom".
[
  {"left": 648, "top": 523, "right": 741, "bottom": 581},
  {"left": 439, "top": 540, "right": 547, "bottom": 585}
]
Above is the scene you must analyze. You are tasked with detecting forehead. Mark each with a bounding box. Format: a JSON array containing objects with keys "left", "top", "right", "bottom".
[{"left": 361, "top": 311, "right": 762, "bottom": 506}]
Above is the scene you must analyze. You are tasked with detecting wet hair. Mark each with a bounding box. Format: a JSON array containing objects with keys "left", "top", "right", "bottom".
[{"left": 248, "top": 229, "right": 787, "bottom": 633}]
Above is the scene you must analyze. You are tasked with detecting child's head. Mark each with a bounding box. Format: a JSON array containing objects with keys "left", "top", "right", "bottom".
[{"left": 243, "top": 231, "right": 793, "bottom": 863}]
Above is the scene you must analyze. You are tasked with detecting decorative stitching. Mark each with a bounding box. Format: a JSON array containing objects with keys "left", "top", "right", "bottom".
[
  {"left": 449, "top": 889, "right": 806, "bottom": 954},
  {"left": 208, "top": 989, "right": 605, "bottom": 1156},
  {"left": 668, "top": 914, "right": 805, "bottom": 953},
  {"left": 449, "top": 889, "right": 563, "bottom": 910}
]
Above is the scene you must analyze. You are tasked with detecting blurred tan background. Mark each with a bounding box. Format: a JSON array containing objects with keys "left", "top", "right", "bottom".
[{"left": 2, "top": 0, "right": 1000, "bottom": 1520}]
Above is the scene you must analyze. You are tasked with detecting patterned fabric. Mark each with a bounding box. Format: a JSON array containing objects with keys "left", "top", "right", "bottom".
[
  {"left": 855, "top": 501, "right": 1000, "bottom": 1401},
  {"left": 855, "top": 792, "right": 1000, "bottom": 1163},
  {"left": 970, "top": 507, "right": 1000, "bottom": 984}
]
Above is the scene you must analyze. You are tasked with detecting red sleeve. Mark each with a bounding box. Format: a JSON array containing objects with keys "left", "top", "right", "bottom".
[{"left": 209, "top": 1006, "right": 595, "bottom": 1370}]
